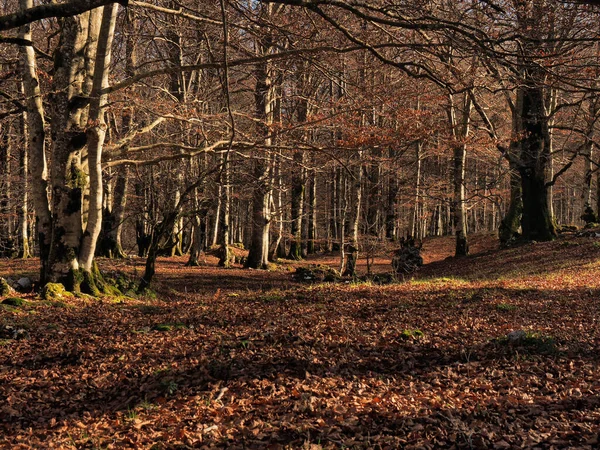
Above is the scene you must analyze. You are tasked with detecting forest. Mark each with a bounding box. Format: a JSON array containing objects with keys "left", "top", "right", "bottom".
[{"left": 1, "top": 0, "right": 600, "bottom": 448}]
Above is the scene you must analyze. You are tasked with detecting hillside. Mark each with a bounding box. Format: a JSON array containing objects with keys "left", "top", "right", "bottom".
[{"left": 1, "top": 233, "right": 600, "bottom": 449}]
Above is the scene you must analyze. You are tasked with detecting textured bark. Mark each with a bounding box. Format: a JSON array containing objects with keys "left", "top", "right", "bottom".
[
  {"left": 46, "top": 15, "right": 88, "bottom": 282},
  {"left": 518, "top": 84, "right": 556, "bottom": 241},
  {"left": 499, "top": 162, "right": 523, "bottom": 245}
]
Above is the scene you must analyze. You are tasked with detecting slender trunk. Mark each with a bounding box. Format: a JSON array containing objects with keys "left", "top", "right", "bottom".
[
  {"left": 19, "top": 0, "right": 51, "bottom": 276},
  {"left": 18, "top": 101, "right": 31, "bottom": 258},
  {"left": 448, "top": 92, "right": 472, "bottom": 256},
  {"left": 342, "top": 155, "right": 362, "bottom": 276},
  {"left": 287, "top": 152, "right": 305, "bottom": 260},
  {"left": 366, "top": 150, "right": 381, "bottom": 236},
  {"left": 79, "top": 4, "right": 118, "bottom": 272},
  {"left": 211, "top": 182, "right": 222, "bottom": 247},
  {"left": 0, "top": 122, "right": 13, "bottom": 257},
  {"left": 307, "top": 169, "right": 317, "bottom": 254},
  {"left": 408, "top": 142, "right": 421, "bottom": 239},
  {"left": 268, "top": 157, "right": 283, "bottom": 261},
  {"left": 453, "top": 142, "right": 469, "bottom": 256},
  {"left": 218, "top": 154, "right": 232, "bottom": 267},
  {"left": 98, "top": 10, "right": 134, "bottom": 258},
  {"left": 187, "top": 187, "right": 206, "bottom": 267}
]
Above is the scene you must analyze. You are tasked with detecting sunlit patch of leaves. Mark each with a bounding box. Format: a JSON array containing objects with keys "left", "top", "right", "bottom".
[{"left": 2, "top": 236, "right": 600, "bottom": 448}]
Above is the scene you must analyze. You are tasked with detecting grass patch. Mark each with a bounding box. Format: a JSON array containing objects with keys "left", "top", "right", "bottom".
[
  {"left": 2, "top": 297, "right": 27, "bottom": 307},
  {"left": 496, "top": 303, "right": 517, "bottom": 312},
  {"left": 400, "top": 329, "right": 424, "bottom": 339},
  {"left": 40, "top": 300, "right": 69, "bottom": 308},
  {"left": 137, "top": 305, "right": 163, "bottom": 315},
  {"left": 411, "top": 276, "right": 469, "bottom": 287},
  {"left": 559, "top": 241, "right": 580, "bottom": 248},
  {"left": 152, "top": 323, "right": 187, "bottom": 332},
  {"left": 260, "top": 291, "right": 285, "bottom": 302},
  {"left": 497, "top": 331, "right": 558, "bottom": 354}
]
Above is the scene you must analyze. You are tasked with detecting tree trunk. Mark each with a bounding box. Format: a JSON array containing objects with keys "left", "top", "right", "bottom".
[
  {"left": 79, "top": 4, "right": 118, "bottom": 274},
  {"left": 518, "top": 85, "right": 556, "bottom": 241},
  {"left": 287, "top": 152, "right": 304, "bottom": 260},
  {"left": 246, "top": 29, "right": 275, "bottom": 269},
  {"left": 342, "top": 156, "right": 362, "bottom": 277},
  {"left": 18, "top": 100, "right": 31, "bottom": 258},
  {"left": 19, "top": 0, "right": 50, "bottom": 273},
  {"left": 46, "top": 14, "right": 90, "bottom": 287},
  {"left": 448, "top": 92, "right": 472, "bottom": 257},
  {"left": 307, "top": 169, "right": 317, "bottom": 254},
  {"left": 218, "top": 153, "right": 232, "bottom": 267}
]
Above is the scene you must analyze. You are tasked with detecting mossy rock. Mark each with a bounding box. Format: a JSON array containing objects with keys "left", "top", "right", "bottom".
[
  {"left": 42, "top": 283, "right": 72, "bottom": 300},
  {"left": 294, "top": 265, "right": 341, "bottom": 282},
  {"left": 2, "top": 297, "right": 27, "bottom": 307},
  {"left": 557, "top": 224, "right": 578, "bottom": 233},
  {"left": 0, "top": 278, "right": 14, "bottom": 296}
]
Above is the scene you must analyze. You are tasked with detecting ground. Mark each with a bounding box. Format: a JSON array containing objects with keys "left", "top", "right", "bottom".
[{"left": 1, "top": 232, "right": 600, "bottom": 449}]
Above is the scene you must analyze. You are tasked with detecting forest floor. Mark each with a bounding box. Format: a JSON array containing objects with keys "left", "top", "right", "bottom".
[{"left": 1, "top": 231, "right": 600, "bottom": 449}]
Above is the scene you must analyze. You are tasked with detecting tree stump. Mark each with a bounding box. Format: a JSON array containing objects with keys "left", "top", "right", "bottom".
[{"left": 392, "top": 236, "right": 423, "bottom": 275}]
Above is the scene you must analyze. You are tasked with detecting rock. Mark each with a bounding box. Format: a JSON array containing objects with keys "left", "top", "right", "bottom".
[
  {"left": 0, "top": 278, "right": 15, "bottom": 296},
  {"left": 15, "top": 277, "right": 32, "bottom": 292},
  {"left": 42, "top": 283, "right": 69, "bottom": 300},
  {"left": 0, "top": 324, "right": 28, "bottom": 340},
  {"left": 293, "top": 265, "right": 340, "bottom": 283},
  {"left": 507, "top": 329, "right": 527, "bottom": 343}
]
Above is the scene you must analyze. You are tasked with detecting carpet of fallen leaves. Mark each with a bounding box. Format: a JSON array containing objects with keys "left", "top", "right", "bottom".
[{"left": 1, "top": 232, "right": 600, "bottom": 449}]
